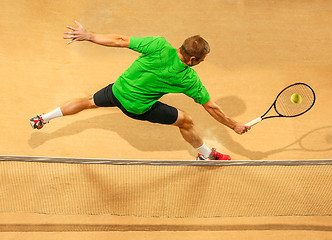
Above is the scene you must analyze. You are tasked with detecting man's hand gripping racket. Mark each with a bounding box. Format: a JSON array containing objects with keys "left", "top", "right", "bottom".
[{"left": 246, "top": 83, "right": 316, "bottom": 127}]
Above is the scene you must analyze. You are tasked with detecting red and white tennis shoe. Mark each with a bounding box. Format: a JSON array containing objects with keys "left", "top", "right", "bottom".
[
  {"left": 196, "top": 148, "right": 231, "bottom": 161},
  {"left": 29, "top": 115, "right": 47, "bottom": 130}
]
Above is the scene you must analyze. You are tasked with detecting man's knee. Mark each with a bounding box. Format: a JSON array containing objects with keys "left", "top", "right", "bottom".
[
  {"left": 88, "top": 95, "right": 98, "bottom": 109},
  {"left": 173, "top": 110, "right": 194, "bottom": 128}
]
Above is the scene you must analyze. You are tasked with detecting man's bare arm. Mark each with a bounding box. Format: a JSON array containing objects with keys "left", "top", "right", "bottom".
[
  {"left": 88, "top": 33, "right": 130, "bottom": 47},
  {"left": 202, "top": 100, "right": 250, "bottom": 135},
  {"left": 64, "top": 21, "right": 130, "bottom": 48}
]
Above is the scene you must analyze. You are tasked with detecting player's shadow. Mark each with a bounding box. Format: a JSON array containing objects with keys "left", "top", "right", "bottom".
[
  {"left": 28, "top": 95, "right": 264, "bottom": 158},
  {"left": 28, "top": 112, "right": 187, "bottom": 151},
  {"left": 29, "top": 95, "right": 329, "bottom": 159},
  {"left": 26, "top": 96, "right": 227, "bottom": 151}
]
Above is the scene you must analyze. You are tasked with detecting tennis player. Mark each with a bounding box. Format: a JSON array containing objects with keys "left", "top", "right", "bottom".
[{"left": 29, "top": 21, "right": 250, "bottom": 160}]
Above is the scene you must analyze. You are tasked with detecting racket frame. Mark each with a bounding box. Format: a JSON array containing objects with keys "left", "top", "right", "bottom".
[{"left": 246, "top": 83, "right": 316, "bottom": 127}]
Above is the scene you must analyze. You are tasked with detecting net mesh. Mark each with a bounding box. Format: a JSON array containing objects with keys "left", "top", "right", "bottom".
[
  {"left": 275, "top": 83, "right": 315, "bottom": 117},
  {"left": 0, "top": 157, "right": 331, "bottom": 218}
]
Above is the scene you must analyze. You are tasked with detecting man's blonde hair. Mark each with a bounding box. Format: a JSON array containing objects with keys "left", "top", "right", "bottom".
[{"left": 180, "top": 35, "right": 210, "bottom": 62}]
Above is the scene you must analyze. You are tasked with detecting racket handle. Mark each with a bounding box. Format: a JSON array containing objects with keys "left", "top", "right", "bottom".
[{"left": 246, "top": 117, "right": 262, "bottom": 127}]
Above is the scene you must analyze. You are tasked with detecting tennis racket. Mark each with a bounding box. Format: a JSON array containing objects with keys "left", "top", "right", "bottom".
[{"left": 246, "top": 83, "right": 316, "bottom": 127}]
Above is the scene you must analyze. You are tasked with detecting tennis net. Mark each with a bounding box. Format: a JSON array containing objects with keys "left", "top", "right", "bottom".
[{"left": 0, "top": 156, "right": 331, "bottom": 218}]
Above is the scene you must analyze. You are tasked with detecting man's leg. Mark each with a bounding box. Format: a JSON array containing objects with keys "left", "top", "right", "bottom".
[
  {"left": 30, "top": 83, "right": 116, "bottom": 129},
  {"left": 121, "top": 100, "right": 230, "bottom": 160},
  {"left": 172, "top": 110, "right": 213, "bottom": 158},
  {"left": 60, "top": 96, "right": 99, "bottom": 116},
  {"left": 44, "top": 96, "right": 98, "bottom": 122},
  {"left": 172, "top": 110, "right": 204, "bottom": 149},
  {"left": 29, "top": 96, "right": 98, "bottom": 129},
  {"left": 172, "top": 109, "right": 231, "bottom": 160}
]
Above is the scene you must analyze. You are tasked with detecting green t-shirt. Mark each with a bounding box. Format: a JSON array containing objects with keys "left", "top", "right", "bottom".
[{"left": 112, "top": 36, "right": 210, "bottom": 114}]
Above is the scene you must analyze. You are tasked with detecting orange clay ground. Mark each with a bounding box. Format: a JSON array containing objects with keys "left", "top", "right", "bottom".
[{"left": 0, "top": 0, "right": 331, "bottom": 239}]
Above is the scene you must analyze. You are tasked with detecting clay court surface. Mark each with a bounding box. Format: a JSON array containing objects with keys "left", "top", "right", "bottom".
[{"left": 1, "top": 0, "right": 332, "bottom": 239}]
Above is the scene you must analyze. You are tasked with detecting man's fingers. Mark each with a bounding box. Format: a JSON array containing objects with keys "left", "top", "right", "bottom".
[
  {"left": 63, "top": 35, "right": 77, "bottom": 39},
  {"left": 64, "top": 21, "right": 82, "bottom": 45},
  {"left": 63, "top": 36, "right": 75, "bottom": 39},
  {"left": 237, "top": 126, "right": 250, "bottom": 135},
  {"left": 64, "top": 32, "right": 76, "bottom": 35},
  {"left": 75, "top": 20, "right": 82, "bottom": 28},
  {"left": 66, "top": 26, "right": 77, "bottom": 31},
  {"left": 243, "top": 126, "right": 250, "bottom": 134},
  {"left": 67, "top": 39, "right": 77, "bottom": 45}
]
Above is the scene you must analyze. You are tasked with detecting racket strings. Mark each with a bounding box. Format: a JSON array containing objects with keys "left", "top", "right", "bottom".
[{"left": 275, "top": 84, "right": 315, "bottom": 117}]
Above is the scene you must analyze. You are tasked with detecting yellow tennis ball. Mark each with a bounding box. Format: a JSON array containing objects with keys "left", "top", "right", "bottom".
[{"left": 291, "top": 93, "right": 302, "bottom": 104}]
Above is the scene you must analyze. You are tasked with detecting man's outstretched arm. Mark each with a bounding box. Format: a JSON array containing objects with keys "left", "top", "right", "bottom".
[
  {"left": 64, "top": 21, "right": 130, "bottom": 48},
  {"left": 202, "top": 100, "right": 250, "bottom": 135}
]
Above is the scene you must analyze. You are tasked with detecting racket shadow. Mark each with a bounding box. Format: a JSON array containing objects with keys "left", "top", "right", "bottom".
[
  {"left": 264, "top": 125, "right": 332, "bottom": 156},
  {"left": 221, "top": 125, "right": 332, "bottom": 160}
]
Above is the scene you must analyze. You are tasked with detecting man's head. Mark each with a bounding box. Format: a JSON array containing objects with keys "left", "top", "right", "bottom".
[{"left": 179, "top": 35, "right": 210, "bottom": 66}]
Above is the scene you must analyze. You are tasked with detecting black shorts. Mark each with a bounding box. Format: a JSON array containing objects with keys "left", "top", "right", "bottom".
[{"left": 93, "top": 84, "right": 178, "bottom": 125}]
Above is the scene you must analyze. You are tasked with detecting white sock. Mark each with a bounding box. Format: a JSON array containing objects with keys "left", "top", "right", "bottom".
[
  {"left": 195, "top": 143, "right": 212, "bottom": 158},
  {"left": 41, "top": 107, "right": 63, "bottom": 123}
]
